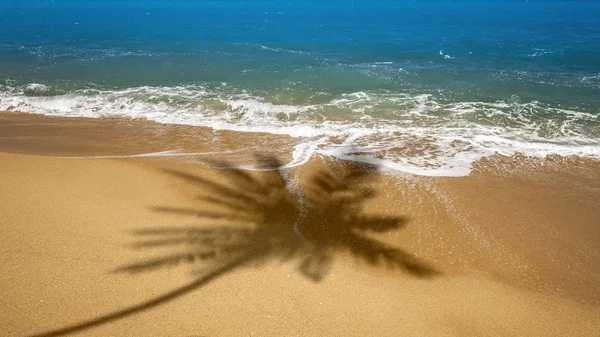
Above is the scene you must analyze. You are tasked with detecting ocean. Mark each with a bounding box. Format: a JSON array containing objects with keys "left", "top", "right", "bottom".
[{"left": 1, "top": 0, "right": 599, "bottom": 175}]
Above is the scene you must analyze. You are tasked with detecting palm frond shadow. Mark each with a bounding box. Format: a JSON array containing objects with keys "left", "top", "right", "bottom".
[
  {"left": 30, "top": 155, "right": 439, "bottom": 337},
  {"left": 119, "top": 155, "right": 439, "bottom": 281}
]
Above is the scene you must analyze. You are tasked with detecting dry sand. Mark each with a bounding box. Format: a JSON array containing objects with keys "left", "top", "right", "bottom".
[{"left": 1, "top": 112, "right": 599, "bottom": 336}]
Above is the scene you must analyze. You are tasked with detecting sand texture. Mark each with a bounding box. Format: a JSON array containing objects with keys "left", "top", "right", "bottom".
[{"left": 1, "top": 112, "right": 599, "bottom": 336}]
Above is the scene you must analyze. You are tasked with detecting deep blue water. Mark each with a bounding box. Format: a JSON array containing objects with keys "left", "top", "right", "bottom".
[{"left": 1, "top": 0, "right": 599, "bottom": 175}]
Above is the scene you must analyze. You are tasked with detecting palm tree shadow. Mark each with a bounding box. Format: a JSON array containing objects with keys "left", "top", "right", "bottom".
[{"left": 31, "top": 155, "right": 439, "bottom": 337}]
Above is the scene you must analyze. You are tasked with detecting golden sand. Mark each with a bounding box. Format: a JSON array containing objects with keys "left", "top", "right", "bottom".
[{"left": 1, "top": 112, "right": 599, "bottom": 336}]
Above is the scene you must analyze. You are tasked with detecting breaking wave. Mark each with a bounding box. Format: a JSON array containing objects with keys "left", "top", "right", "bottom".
[{"left": 1, "top": 83, "right": 599, "bottom": 176}]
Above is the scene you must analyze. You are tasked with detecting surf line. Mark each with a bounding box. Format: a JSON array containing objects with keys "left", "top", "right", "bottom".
[{"left": 57, "top": 149, "right": 242, "bottom": 159}]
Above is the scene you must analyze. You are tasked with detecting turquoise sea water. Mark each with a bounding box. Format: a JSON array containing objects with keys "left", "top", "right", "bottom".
[{"left": 1, "top": 0, "right": 599, "bottom": 175}]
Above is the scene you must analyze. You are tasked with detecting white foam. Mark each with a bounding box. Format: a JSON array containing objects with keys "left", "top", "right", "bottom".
[
  {"left": 24, "top": 83, "right": 50, "bottom": 94},
  {"left": 527, "top": 49, "right": 556, "bottom": 58},
  {"left": 439, "top": 50, "right": 453, "bottom": 60},
  {"left": 2, "top": 84, "right": 599, "bottom": 176},
  {"left": 59, "top": 150, "right": 239, "bottom": 159},
  {"left": 283, "top": 137, "right": 328, "bottom": 169},
  {"left": 254, "top": 44, "right": 309, "bottom": 55},
  {"left": 223, "top": 98, "right": 308, "bottom": 120},
  {"left": 210, "top": 138, "right": 327, "bottom": 172}
]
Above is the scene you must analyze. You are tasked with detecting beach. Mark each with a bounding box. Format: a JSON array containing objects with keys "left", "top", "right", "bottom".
[
  {"left": 1, "top": 112, "right": 599, "bottom": 336},
  {"left": 2, "top": 0, "right": 600, "bottom": 335}
]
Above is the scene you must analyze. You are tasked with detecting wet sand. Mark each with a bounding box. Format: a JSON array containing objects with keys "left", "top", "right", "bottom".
[{"left": 1, "top": 112, "right": 599, "bottom": 336}]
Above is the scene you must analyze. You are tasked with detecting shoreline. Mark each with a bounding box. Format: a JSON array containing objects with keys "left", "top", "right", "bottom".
[
  {"left": 2, "top": 110, "right": 600, "bottom": 175},
  {"left": 1, "top": 111, "right": 599, "bottom": 336},
  {"left": 0, "top": 111, "right": 600, "bottom": 177},
  {"left": 0, "top": 111, "right": 300, "bottom": 162}
]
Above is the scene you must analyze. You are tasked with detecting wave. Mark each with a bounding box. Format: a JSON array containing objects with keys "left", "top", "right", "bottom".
[
  {"left": 527, "top": 48, "right": 558, "bottom": 58},
  {"left": 439, "top": 50, "right": 453, "bottom": 60},
  {"left": 251, "top": 44, "right": 311, "bottom": 56},
  {"left": 1, "top": 83, "right": 599, "bottom": 176}
]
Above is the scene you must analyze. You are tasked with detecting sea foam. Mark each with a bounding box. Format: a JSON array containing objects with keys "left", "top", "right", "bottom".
[{"left": 1, "top": 83, "right": 599, "bottom": 176}]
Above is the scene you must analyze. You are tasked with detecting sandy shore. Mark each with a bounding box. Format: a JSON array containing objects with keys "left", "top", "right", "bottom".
[{"left": 1, "top": 112, "right": 599, "bottom": 336}]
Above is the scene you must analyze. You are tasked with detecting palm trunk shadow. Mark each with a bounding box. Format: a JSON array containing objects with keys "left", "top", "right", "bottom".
[{"left": 29, "top": 253, "right": 255, "bottom": 337}]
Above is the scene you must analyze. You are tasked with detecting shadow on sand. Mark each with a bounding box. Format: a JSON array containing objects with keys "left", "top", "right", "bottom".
[{"left": 31, "top": 155, "right": 439, "bottom": 337}]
